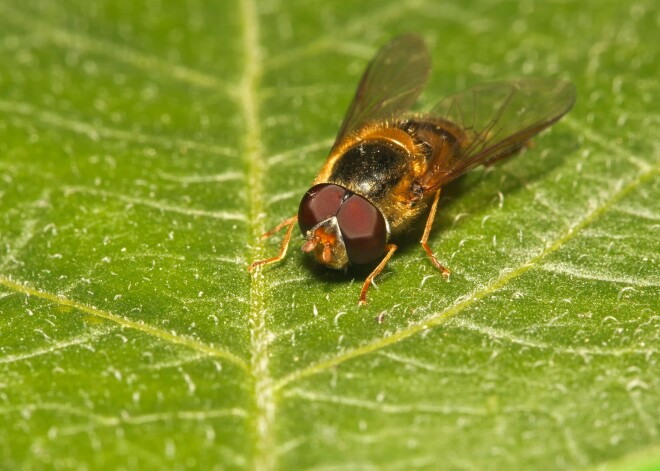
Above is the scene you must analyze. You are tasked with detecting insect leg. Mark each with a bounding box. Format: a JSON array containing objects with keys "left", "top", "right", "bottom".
[
  {"left": 261, "top": 215, "right": 298, "bottom": 239},
  {"left": 247, "top": 216, "right": 298, "bottom": 272},
  {"left": 420, "top": 189, "right": 450, "bottom": 277},
  {"left": 359, "top": 243, "right": 397, "bottom": 305}
]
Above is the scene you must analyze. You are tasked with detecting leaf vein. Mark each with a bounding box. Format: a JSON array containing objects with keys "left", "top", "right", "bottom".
[
  {"left": 283, "top": 388, "right": 486, "bottom": 416},
  {"left": 0, "top": 327, "right": 114, "bottom": 365},
  {"left": 0, "top": 275, "right": 248, "bottom": 370},
  {"left": 0, "top": 100, "right": 238, "bottom": 157},
  {"left": 239, "top": 0, "right": 277, "bottom": 469},
  {"left": 63, "top": 186, "right": 246, "bottom": 222},
  {"left": 1, "top": 3, "right": 233, "bottom": 93}
]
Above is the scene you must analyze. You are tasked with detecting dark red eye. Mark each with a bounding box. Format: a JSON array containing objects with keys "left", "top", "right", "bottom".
[
  {"left": 298, "top": 184, "right": 348, "bottom": 234},
  {"left": 336, "top": 194, "right": 387, "bottom": 264}
]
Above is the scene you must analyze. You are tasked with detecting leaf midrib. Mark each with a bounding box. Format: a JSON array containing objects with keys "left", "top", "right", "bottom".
[{"left": 238, "top": 1, "right": 277, "bottom": 471}]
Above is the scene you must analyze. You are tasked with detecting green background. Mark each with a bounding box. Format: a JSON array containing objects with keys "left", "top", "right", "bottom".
[{"left": 1, "top": 0, "right": 658, "bottom": 470}]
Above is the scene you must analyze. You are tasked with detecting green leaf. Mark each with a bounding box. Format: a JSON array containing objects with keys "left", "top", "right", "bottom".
[{"left": 1, "top": 0, "right": 658, "bottom": 470}]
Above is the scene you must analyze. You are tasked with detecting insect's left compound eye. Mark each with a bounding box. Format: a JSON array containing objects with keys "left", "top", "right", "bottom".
[
  {"left": 336, "top": 195, "right": 387, "bottom": 264},
  {"left": 298, "top": 184, "right": 348, "bottom": 234}
]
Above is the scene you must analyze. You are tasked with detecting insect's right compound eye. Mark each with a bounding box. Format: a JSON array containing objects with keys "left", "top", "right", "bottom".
[
  {"left": 336, "top": 194, "right": 387, "bottom": 265},
  {"left": 298, "top": 184, "right": 348, "bottom": 234}
]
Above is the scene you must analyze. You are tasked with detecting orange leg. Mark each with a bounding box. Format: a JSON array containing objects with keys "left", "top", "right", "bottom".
[
  {"left": 421, "top": 189, "right": 450, "bottom": 277},
  {"left": 359, "top": 244, "right": 397, "bottom": 305},
  {"left": 247, "top": 216, "right": 298, "bottom": 272}
]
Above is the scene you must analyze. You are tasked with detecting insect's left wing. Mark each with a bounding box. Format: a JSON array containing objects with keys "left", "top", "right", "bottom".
[
  {"left": 330, "top": 34, "right": 431, "bottom": 154},
  {"left": 420, "top": 78, "right": 576, "bottom": 190}
]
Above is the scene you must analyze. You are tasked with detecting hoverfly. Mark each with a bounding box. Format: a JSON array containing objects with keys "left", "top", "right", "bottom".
[{"left": 249, "top": 34, "right": 576, "bottom": 305}]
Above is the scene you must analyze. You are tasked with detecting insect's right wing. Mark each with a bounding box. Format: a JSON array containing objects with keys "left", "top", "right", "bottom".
[
  {"left": 421, "top": 78, "right": 576, "bottom": 190},
  {"left": 330, "top": 34, "right": 431, "bottom": 154}
]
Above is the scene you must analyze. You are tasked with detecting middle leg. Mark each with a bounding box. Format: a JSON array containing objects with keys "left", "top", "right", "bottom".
[{"left": 420, "top": 189, "right": 450, "bottom": 277}]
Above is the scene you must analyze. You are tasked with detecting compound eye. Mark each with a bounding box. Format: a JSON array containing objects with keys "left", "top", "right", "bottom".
[
  {"left": 298, "top": 184, "right": 348, "bottom": 234},
  {"left": 336, "top": 195, "right": 387, "bottom": 264}
]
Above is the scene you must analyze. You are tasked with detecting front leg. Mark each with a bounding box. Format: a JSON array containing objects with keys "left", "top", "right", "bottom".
[
  {"left": 359, "top": 244, "right": 398, "bottom": 305},
  {"left": 247, "top": 216, "right": 298, "bottom": 272}
]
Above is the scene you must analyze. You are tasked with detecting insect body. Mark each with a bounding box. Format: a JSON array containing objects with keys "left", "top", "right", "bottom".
[{"left": 249, "top": 34, "right": 576, "bottom": 305}]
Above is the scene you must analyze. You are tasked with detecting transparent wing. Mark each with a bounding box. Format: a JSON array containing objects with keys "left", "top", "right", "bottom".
[
  {"left": 421, "top": 78, "right": 576, "bottom": 190},
  {"left": 331, "top": 34, "right": 431, "bottom": 152}
]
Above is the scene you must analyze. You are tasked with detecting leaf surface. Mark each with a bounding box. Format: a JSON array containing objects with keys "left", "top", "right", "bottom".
[{"left": 0, "top": 0, "right": 658, "bottom": 470}]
